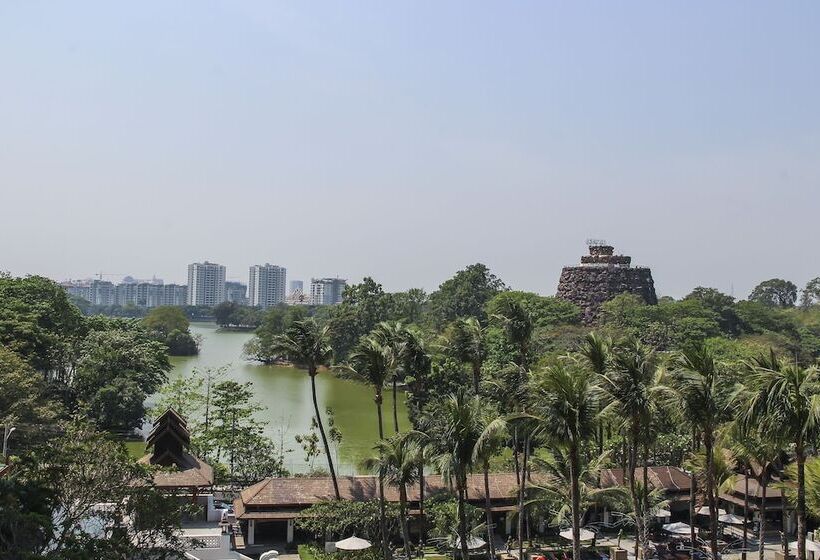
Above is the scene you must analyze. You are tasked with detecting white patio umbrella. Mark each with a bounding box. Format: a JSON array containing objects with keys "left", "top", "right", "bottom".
[
  {"left": 452, "top": 535, "right": 486, "bottom": 550},
  {"left": 653, "top": 509, "right": 672, "bottom": 518},
  {"left": 718, "top": 513, "right": 746, "bottom": 525},
  {"left": 260, "top": 551, "right": 280, "bottom": 560},
  {"left": 697, "top": 506, "right": 727, "bottom": 516},
  {"left": 789, "top": 540, "right": 820, "bottom": 554},
  {"left": 335, "top": 536, "right": 372, "bottom": 551},
  {"left": 663, "top": 522, "right": 693, "bottom": 535},
  {"left": 559, "top": 528, "right": 596, "bottom": 542}
]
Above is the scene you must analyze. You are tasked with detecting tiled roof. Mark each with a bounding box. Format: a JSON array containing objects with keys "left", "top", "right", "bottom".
[
  {"left": 138, "top": 451, "right": 214, "bottom": 488},
  {"left": 239, "top": 473, "right": 520, "bottom": 508},
  {"left": 600, "top": 466, "right": 691, "bottom": 492}
]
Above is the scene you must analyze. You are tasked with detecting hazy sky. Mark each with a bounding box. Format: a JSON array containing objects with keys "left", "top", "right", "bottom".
[{"left": 1, "top": 2, "right": 818, "bottom": 298}]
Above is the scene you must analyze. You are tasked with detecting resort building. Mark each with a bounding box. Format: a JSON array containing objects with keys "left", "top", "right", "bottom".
[
  {"left": 719, "top": 474, "right": 795, "bottom": 537},
  {"left": 187, "top": 262, "right": 226, "bottom": 306},
  {"left": 309, "top": 277, "right": 346, "bottom": 305},
  {"left": 597, "top": 466, "right": 692, "bottom": 523},
  {"left": 233, "top": 474, "right": 518, "bottom": 547},
  {"left": 248, "top": 264, "right": 287, "bottom": 308}
]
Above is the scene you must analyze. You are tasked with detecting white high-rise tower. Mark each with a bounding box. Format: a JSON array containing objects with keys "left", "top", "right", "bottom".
[{"left": 248, "top": 264, "right": 287, "bottom": 308}]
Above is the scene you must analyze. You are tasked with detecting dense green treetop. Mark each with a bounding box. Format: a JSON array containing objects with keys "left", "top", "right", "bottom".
[
  {"left": 749, "top": 278, "right": 799, "bottom": 308},
  {"left": 142, "top": 306, "right": 190, "bottom": 337},
  {"left": 0, "top": 274, "right": 85, "bottom": 375},
  {"left": 427, "top": 263, "right": 507, "bottom": 328}
]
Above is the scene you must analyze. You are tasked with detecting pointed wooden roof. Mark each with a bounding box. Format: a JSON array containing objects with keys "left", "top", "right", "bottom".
[{"left": 140, "top": 408, "right": 213, "bottom": 489}]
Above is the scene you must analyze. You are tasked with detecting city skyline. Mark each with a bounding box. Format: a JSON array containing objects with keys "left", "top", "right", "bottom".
[{"left": 2, "top": 2, "right": 819, "bottom": 299}]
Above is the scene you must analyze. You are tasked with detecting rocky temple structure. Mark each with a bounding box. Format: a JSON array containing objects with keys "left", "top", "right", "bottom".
[{"left": 556, "top": 240, "right": 657, "bottom": 324}]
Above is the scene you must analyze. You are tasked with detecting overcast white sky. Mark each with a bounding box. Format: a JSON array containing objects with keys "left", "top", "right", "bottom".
[{"left": 1, "top": 2, "right": 818, "bottom": 298}]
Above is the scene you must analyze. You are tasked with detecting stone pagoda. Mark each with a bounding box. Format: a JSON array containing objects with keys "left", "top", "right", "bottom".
[{"left": 556, "top": 240, "right": 657, "bottom": 324}]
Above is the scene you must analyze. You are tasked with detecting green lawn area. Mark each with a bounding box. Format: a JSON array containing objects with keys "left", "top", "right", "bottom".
[
  {"left": 124, "top": 440, "right": 146, "bottom": 459},
  {"left": 298, "top": 544, "right": 317, "bottom": 560}
]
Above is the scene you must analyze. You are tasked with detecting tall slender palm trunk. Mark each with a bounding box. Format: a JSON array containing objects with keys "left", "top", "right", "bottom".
[
  {"left": 375, "top": 392, "right": 390, "bottom": 560},
  {"left": 472, "top": 362, "right": 481, "bottom": 394},
  {"left": 781, "top": 496, "right": 788, "bottom": 558},
  {"left": 642, "top": 442, "right": 650, "bottom": 513},
  {"left": 742, "top": 468, "right": 749, "bottom": 560},
  {"left": 628, "top": 424, "right": 645, "bottom": 558},
  {"left": 518, "top": 436, "right": 529, "bottom": 560},
  {"left": 483, "top": 463, "right": 496, "bottom": 559},
  {"left": 797, "top": 443, "right": 807, "bottom": 560},
  {"left": 399, "top": 485, "right": 412, "bottom": 560},
  {"left": 690, "top": 428, "right": 698, "bottom": 550},
  {"left": 759, "top": 481, "right": 767, "bottom": 560},
  {"left": 418, "top": 463, "right": 426, "bottom": 548},
  {"left": 311, "top": 371, "right": 340, "bottom": 499},
  {"left": 704, "top": 432, "right": 719, "bottom": 560},
  {"left": 569, "top": 443, "right": 582, "bottom": 560},
  {"left": 392, "top": 378, "right": 400, "bottom": 433},
  {"left": 458, "top": 483, "right": 470, "bottom": 560}
]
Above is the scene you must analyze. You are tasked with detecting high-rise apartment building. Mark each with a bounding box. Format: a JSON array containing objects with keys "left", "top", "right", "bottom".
[
  {"left": 289, "top": 280, "right": 303, "bottom": 294},
  {"left": 187, "top": 262, "right": 226, "bottom": 306},
  {"left": 309, "top": 277, "right": 347, "bottom": 305},
  {"left": 248, "top": 264, "right": 287, "bottom": 308},
  {"left": 225, "top": 281, "right": 248, "bottom": 305}
]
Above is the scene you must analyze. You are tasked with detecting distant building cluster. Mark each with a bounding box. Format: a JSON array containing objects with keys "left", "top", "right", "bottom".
[
  {"left": 61, "top": 279, "right": 188, "bottom": 308},
  {"left": 61, "top": 262, "right": 347, "bottom": 309}
]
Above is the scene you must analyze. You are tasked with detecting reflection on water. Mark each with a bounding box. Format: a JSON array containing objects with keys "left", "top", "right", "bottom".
[{"left": 165, "top": 322, "right": 409, "bottom": 474}]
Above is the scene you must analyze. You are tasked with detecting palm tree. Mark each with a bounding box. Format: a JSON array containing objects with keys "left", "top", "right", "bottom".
[
  {"left": 428, "top": 389, "right": 489, "bottom": 560},
  {"left": 373, "top": 321, "right": 407, "bottom": 433},
  {"left": 579, "top": 333, "right": 612, "bottom": 455},
  {"left": 346, "top": 335, "right": 394, "bottom": 560},
  {"left": 443, "top": 317, "right": 487, "bottom": 394},
  {"left": 665, "top": 346, "right": 734, "bottom": 560},
  {"left": 527, "top": 448, "right": 629, "bottom": 529},
  {"left": 723, "top": 422, "right": 784, "bottom": 560},
  {"left": 364, "top": 433, "right": 422, "bottom": 560},
  {"left": 743, "top": 357, "right": 820, "bottom": 560},
  {"left": 518, "top": 359, "right": 598, "bottom": 560},
  {"left": 272, "top": 319, "right": 340, "bottom": 499},
  {"left": 490, "top": 298, "right": 533, "bottom": 370},
  {"left": 597, "top": 339, "right": 657, "bottom": 559},
  {"left": 474, "top": 408, "right": 507, "bottom": 559}
]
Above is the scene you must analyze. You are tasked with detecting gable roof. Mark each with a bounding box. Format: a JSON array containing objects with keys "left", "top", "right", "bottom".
[
  {"left": 239, "top": 473, "right": 520, "bottom": 509},
  {"left": 600, "top": 466, "right": 692, "bottom": 493}
]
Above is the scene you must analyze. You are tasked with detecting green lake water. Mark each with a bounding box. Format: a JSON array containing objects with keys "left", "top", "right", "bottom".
[{"left": 162, "top": 322, "right": 409, "bottom": 474}]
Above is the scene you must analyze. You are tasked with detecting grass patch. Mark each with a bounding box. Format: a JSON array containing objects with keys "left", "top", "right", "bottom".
[
  {"left": 299, "top": 544, "right": 317, "bottom": 560},
  {"left": 124, "top": 440, "right": 146, "bottom": 459}
]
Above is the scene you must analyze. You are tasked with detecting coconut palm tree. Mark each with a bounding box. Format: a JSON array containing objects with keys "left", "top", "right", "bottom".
[
  {"left": 373, "top": 321, "right": 407, "bottom": 433},
  {"left": 665, "top": 346, "right": 734, "bottom": 560},
  {"left": 346, "top": 335, "right": 394, "bottom": 560},
  {"left": 743, "top": 357, "right": 820, "bottom": 560},
  {"left": 517, "top": 359, "right": 598, "bottom": 560},
  {"left": 272, "top": 319, "right": 340, "bottom": 499},
  {"left": 490, "top": 298, "right": 533, "bottom": 370},
  {"left": 428, "top": 389, "right": 489, "bottom": 560},
  {"left": 443, "top": 317, "right": 487, "bottom": 394},
  {"left": 527, "top": 448, "right": 629, "bottom": 529},
  {"left": 597, "top": 339, "right": 657, "bottom": 559},
  {"left": 473, "top": 407, "right": 507, "bottom": 559},
  {"left": 579, "top": 332, "right": 612, "bottom": 455},
  {"left": 723, "top": 422, "right": 784, "bottom": 560},
  {"left": 364, "top": 433, "right": 422, "bottom": 560}
]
